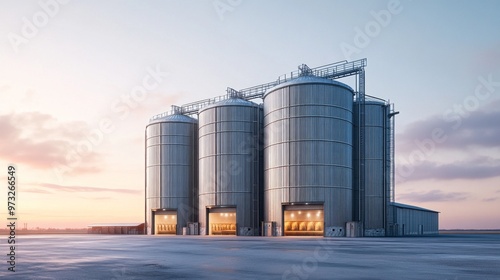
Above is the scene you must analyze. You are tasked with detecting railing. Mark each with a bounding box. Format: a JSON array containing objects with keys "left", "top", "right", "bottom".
[
  {"left": 149, "top": 58, "right": 367, "bottom": 120},
  {"left": 354, "top": 94, "right": 388, "bottom": 104}
]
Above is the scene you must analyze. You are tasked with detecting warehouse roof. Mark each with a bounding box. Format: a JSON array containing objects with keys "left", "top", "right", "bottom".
[
  {"left": 391, "top": 202, "right": 439, "bottom": 213},
  {"left": 87, "top": 223, "right": 144, "bottom": 227}
]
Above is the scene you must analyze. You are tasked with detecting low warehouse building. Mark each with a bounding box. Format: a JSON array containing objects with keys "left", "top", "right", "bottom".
[
  {"left": 388, "top": 203, "right": 439, "bottom": 236},
  {"left": 88, "top": 223, "right": 145, "bottom": 234}
]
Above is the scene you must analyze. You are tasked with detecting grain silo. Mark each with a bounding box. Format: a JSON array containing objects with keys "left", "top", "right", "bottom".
[
  {"left": 144, "top": 58, "right": 439, "bottom": 237},
  {"left": 353, "top": 99, "right": 391, "bottom": 236},
  {"left": 198, "top": 96, "right": 263, "bottom": 236},
  {"left": 263, "top": 75, "right": 354, "bottom": 237},
  {"left": 145, "top": 110, "right": 198, "bottom": 235}
]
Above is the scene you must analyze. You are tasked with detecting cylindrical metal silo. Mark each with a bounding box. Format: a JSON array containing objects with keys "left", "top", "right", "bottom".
[
  {"left": 263, "top": 76, "right": 354, "bottom": 237},
  {"left": 198, "top": 97, "right": 263, "bottom": 236},
  {"left": 353, "top": 99, "right": 390, "bottom": 236},
  {"left": 145, "top": 113, "right": 198, "bottom": 235}
]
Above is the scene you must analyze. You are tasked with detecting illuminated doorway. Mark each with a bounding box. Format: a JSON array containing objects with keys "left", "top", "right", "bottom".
[
  {"left": 207, "top": 207, "right": 236, "bottom": 235},
  {"left": 154, "top": 210, "right": 177, "bottom": 235},
  {"left": 283, "top": 205, "right": 324, "bottom": 236}
]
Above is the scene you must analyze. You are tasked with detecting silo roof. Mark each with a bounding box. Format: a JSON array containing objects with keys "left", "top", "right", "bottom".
[
  {"left": 148, "top": 113, "right": 198, "bottom": 125},
  {"left": 264, "top": 76, "right": 354, "bottom": 98},
  {"left": 355, "top": 100, "right": 387, "bottom": 105},
  {"left": 199, "top": 97, "right": 260, "bottom": 113}
]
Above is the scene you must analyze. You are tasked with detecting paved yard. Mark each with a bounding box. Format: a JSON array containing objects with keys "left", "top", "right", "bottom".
[{"left": 2, "top": 234, "right": 499, "bottom": 279}]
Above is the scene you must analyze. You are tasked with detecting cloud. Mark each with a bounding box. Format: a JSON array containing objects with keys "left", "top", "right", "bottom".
[
  {"left": 482, "top": 197, "right": 499, "bottom": 202},
  {"left": 396, "top": 99, "right": 500, "bottom": 182},
  {"left": 397, "top": 156, "right": 500, "bottom": 182},
  {"left": 29, "top": 183, "right": 140, "bottom": 194},
  {"left": 398, "top": 99, "right": 500, "bottom": 153},
  {"left": 399, "top": 190, "right": 469, "bottom": 203},
  {"left": 0, "top": 111, "right": 102, "bottom": 174},
  {"left": 22, "top": 188, "right": 53, "bottom": 194}
]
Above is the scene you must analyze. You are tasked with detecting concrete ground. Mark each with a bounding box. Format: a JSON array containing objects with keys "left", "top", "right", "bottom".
[{"left": 2, "top": 234, "right": 499, "bottom": 279}]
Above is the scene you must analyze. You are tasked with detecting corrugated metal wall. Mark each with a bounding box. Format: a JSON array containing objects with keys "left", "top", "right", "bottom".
[
  {"left": 144, "top": 72, "right": 440, "bottom": 238},
  {"left": 391, "top": 204, "right": 439, "bottom": 236},
  {"left": 198, "top": 98, "right": 263, "bottom": 235},
  {"left": 145, "top": 115, "right": 198, "bottom": 235},
  {"left": 264, "top": 77, "right": 354, "bottom": 236},
  {"left": 353, "top": 101, "right": 390, "bottom": 236}
]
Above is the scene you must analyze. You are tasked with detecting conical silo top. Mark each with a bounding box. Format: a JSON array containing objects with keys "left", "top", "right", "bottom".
[
  {"left": 264, "top": 76, "right": 354, "bottom": 98},
  {"left": 148, "top": 112, "right": 197, "bottom": 125},
  {"left": 199, "top": 97, "right": 259, "bottom": 113}
]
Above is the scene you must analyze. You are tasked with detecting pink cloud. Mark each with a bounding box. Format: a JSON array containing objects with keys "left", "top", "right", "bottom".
[
  {"left": 399, "top": 189, "right": 469, "bottom": 203},
  {"left": 22, "top": 188, "right": 53, "bottom": 194},
  {"left": 0, "top": 111, "right": 102, "bottom": 174},
  {"left": 396, "top": 156, "right": 500, "bottom": 183},
  {"left": 396, "top": 100, "right": 500, "bottom": 182},
  {"left": 397, "top": 99, "right": 500, "bottom": 153},
  {"left": 28, "top": 183, "right": 140, "bottom": 194}
]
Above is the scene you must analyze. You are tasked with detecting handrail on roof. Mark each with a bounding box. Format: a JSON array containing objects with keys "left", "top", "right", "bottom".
[{"left": 150, "top": 58, "right": 368, "bottom": 120}]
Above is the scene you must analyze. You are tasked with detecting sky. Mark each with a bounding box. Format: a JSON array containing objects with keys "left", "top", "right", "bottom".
[{"left": 0, "top": 0, "right": 499, "bottom": 230}]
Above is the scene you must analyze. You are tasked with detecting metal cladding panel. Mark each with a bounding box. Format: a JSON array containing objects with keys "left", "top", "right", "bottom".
[
  {"left": 145, "top": 115, "right": 198, "bottom": 234},
  {"left": 263, "top": 78, "right": 354, "bottom": 232},
  {"left": 393, "top": 205, "right": 439, "bottom": 236},
  {"left": 353, "top": 101, "right": 388, "bottom": 230},
  {"left": 198, "top": 99, "right": 263, "bottom": 234}
]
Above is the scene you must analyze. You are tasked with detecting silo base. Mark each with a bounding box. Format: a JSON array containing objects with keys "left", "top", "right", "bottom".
[
  {"left": 199, "top": 227, "right": 206, "bottom": 235},
  {"left": 262, "top": 222, "right": 278, "bottom": 236},
  {"left": 325, "top": 227, "right": 345, "bottom": 237},
  {"left": 364, "top": 228, "right": 385, "bottom": 237},
  {"left": 239, "top": 227, "right": 256, "bottom": 236}
]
